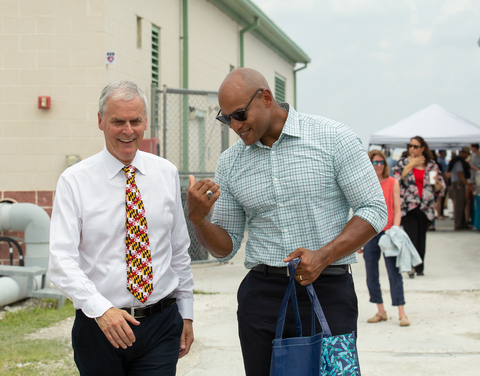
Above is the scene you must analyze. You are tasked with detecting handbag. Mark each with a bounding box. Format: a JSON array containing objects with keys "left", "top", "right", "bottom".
[{"left": 270, "top": 260, "right": 361, "bottom": 376}]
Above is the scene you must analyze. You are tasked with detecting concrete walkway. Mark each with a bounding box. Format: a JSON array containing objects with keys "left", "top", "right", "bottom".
[{"left": 177, "top": 218, "right": 480, "bottom": 375}]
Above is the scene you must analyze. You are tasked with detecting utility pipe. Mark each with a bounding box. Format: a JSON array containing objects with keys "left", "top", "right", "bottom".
[
  {"left": 0, "top": 275, "right": 33, "bottom": 307},
  {"left": 181, "top": 0, "right": 189, "bottom": 171},
  {"left": 0, "top": 203, "right": 50, "bottom": 269},
  {"left": 240, "top": 17, "right": 260, "bottom": 67},
  {"left": 0, "top": 203, "right": 50, "bottom": 306},
  {"left": 293, "top": 63, "right": 308, "bottom": 109}
]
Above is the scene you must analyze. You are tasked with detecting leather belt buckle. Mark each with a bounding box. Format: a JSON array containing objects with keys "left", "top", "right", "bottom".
[{"left": 123, "top": 293, "right": 175, "bottom": 319}]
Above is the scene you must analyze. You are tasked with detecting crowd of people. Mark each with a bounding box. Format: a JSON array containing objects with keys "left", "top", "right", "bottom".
[
  {"left": 382, "top": 142, "right": 479, "bottom": 232},
  {"left": 362, "top": 138, "right": 479, "bottom": 330}
]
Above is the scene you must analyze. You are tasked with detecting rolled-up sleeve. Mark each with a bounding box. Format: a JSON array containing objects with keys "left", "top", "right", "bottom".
[{"left": 333, "top": 124, "right": 388, "bottom": 233}]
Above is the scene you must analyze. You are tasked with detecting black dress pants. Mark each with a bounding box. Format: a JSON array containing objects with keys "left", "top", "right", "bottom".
[
  {"left": 237, "top": 268, "right": 358, "bottom": 376},
  {"left": 72, "top": 304, "right": 183, "bottom": 376},
  {"left": 401, "top": 207, "right": 431, "bottom": 273}
]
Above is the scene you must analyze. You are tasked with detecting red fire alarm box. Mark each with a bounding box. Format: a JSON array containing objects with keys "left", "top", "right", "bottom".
[{"left": 38, "top": 96, "right": 51, "bottom": 109}]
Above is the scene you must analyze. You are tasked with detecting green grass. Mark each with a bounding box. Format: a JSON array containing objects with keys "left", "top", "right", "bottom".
[{"left": 0, "top": 299, "right": 78, "bottom": 375}]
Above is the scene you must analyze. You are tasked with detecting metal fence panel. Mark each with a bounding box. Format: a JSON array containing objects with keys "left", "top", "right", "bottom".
[{"left": 151, "top": 85, "right": 228, "bottom": 263}]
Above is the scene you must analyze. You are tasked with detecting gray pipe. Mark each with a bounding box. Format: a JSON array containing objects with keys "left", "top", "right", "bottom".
[
  {"left": 0, "top": 203, "right": 50, "bottom": 306},
  {"left": 0, "top": 203, "right": 50, "bottom": 269}
]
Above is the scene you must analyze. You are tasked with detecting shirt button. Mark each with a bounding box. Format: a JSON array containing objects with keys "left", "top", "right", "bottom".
[
  {"left": 89, "top": 311, "right": 93, "bottom": 315},
  {"left": 279, "top": 203, "right": 284, "bottom": 207},
  {"left": 284, "top": 229, "right": 288, "bottom": 233},
  {"left": 272, "top": 151, "right": 275, "bottom": 154},
  {"left": 274, "top": 178, "right": 278, "bottom": 182}
]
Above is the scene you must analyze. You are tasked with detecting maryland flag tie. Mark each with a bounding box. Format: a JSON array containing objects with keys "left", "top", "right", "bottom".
[{"left": 122, "top": 165, "right": 153, "bottom": 304}]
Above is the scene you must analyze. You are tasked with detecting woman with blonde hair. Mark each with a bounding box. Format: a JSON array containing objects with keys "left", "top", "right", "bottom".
[{"left": 361, "top": 150, "right": 409, "bottom": 326}]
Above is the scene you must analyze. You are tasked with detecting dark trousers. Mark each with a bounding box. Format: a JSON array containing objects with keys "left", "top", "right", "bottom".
[
  {"left": 439, "top": 195, "right": 446, "bottom": 217},
  {"left": 237, "top": 269, "right": 358, "bottom": 376},
  {"left": 363, "top": 232, "right": 405, "bottom": 306},
  {"left": 72, "top": 304, "right": 183, "bottom": 376},
  {"left": 452, "top": 181, "right": 466, "bottom": 228},
  {"left": 401, "top": 207, "right": 431, "bottom": 273}
]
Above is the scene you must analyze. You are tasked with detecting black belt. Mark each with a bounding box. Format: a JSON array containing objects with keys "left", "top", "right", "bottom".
[
  {"left": 120, "top": 293, "right": 176, "bottom": 319},
  {"left": 251, "top": 264, "right": 350, "bottom": 277}
]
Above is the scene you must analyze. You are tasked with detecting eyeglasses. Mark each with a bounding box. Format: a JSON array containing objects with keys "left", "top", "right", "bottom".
[
  {"left": 407, "top": 144, "right": 421, "bottom": 149},
  {"left": 372, "top": 160, "right": 385, "bottom": 166},
  {"left": 216, "top": 89, "right": 264, "bottom": 125}
]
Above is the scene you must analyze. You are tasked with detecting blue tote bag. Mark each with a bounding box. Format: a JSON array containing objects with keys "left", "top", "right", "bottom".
[{"left": 270, "top": 260, "right": 361, "bottom": 376}]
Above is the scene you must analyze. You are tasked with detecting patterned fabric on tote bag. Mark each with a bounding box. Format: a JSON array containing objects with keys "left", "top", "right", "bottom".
[{"left": 322, "top": 333, "right": 360, "bottom": 375}]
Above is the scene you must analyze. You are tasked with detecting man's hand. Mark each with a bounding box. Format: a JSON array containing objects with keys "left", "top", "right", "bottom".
[
  {"left": 185, "top": 175, "right": 233, "bottom": 258},
  {"left": 283, "top": 248, "right": 326, "bottom": 286},
  {"left": 187, "top": 175, "right": 220, "bottom": 226},
  {"left": 95, "top": 307, "right": 140, "bottom": 349},
  {"left": 179, "top": 319, "right": 194, "bottom": 359},
  {"left": 284, "top": 217, "right": 377, "bottom": 286}
]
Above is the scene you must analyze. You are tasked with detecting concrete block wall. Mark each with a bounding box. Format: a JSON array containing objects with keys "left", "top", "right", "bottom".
[
  {"left": 0, "top": 0, "right": 108, "bottom": 193},
  {"left": 1, "top": 0, "right": 298, "bottom": 193},
  {"left": 102, "top": 0, "right": 183, "bottom": 106}
]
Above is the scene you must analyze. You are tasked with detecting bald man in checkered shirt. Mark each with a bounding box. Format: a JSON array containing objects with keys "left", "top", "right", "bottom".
[{"left": 187, "top": 68, "right": 387, "bottom": 376}]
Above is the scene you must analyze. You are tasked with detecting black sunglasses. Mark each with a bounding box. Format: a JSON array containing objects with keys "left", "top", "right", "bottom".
[
  {"left": 372, "top": 160, "right": 386, "bottom": 166},
  {"left": 216, "top": 89, "right": 264, "bottom": 125},
  {"left": 407, "top": 144, "right": 421, "bottom": 149}
]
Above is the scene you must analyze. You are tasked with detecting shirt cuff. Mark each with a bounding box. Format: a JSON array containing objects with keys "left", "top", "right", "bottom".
[
  {"left": 176, "top": 298, "right": 194, "bottom": 321},
  {"left": 81, "top": 292, "right": 114, "bottom": 318}
]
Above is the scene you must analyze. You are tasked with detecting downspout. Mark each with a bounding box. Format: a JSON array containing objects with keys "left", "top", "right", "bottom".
[
  {"left": 181, "top": 0, "right": 189, "bottom": 171},
  {"left": 293, "top": 63, "right": 308, "bottom": 109},
  {"left": 0, "top": 203, "right": 50, "bottom": 306},
  {"left": 240, "top": 17, "right": 260, "bottom": 67},
  {"left": 182, "top": 0, "right": 189, "bottom": 90}
]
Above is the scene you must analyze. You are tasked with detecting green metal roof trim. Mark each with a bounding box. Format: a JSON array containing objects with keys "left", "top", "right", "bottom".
[{"left": 208, "top": 0, "right": 311, "bottom": 65}]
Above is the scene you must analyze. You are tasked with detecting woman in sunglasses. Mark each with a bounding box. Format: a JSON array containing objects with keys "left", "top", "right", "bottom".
[
  {"left": 360, "top": 150, "right": 409, "bottom": 326},
  {"left": 391, "top": 136, "right": 445, "bottom": 278}
]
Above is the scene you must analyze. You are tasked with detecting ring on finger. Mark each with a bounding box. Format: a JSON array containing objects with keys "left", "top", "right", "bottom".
[
  {"left": 206, "top": 190, "right": 213, "bottom": 198},
  {"left": 298, "top": 274, "right": 303, "bottom": 281}
]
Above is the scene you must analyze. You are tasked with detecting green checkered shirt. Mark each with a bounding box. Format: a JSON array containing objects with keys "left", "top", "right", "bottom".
[{"left": 212, "top": 104, "right": 388, "bottom": 269}]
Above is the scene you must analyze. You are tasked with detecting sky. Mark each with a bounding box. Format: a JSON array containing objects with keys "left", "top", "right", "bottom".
[{"left": 254, "top": 0, "right": 480, "bottom": 150}]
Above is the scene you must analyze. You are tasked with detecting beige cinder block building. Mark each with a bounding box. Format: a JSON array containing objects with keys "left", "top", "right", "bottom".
[{"left": 0, "top": 0, "right": 310, "bottom": 221}]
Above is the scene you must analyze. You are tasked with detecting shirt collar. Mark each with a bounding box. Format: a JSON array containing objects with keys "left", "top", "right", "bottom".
[
  {"left": 250, "top": 103, "right": 301, "bottom": 149},
  {"left": 278, "top": 103, "right": 301, "bottom": 138},
  {"left": 101, "top": 146, "right": 146, "bottom": 180}
]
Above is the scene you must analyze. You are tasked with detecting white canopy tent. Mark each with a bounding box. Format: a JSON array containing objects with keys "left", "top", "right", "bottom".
[{"left": 369, "top": 104, "right": 480, "bottom": 149}]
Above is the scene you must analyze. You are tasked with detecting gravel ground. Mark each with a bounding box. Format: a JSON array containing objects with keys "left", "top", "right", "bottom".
[{"left": 24, "top": 316, "right": 74, "bottom": 341}]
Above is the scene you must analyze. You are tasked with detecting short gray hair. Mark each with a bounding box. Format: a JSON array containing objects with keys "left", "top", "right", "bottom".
[{"left": 98, "top": 80, "right": 148, "bottom": 118}]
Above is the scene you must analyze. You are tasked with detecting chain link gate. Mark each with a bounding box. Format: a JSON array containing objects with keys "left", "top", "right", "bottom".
[{"left": 151, "top": 84, "right": 229, "bottom": 263}]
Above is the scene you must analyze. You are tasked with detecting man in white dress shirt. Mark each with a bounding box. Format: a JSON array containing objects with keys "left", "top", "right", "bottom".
[{"left": 49, "top": 81, "right": 194, "bottom": 375}]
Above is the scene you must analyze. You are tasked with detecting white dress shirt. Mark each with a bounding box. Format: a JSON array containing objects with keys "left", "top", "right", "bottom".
[{"left": 49, "top": 147, "right": 194, "bottom": 319}]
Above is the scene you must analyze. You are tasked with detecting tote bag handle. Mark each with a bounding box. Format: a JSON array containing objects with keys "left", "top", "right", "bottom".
[
  {"left": 274, "top": 260, "right": 333, "bottom": 340},
  {"left": 274, "top": 259, "right": 303, "bottom": 339}
]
